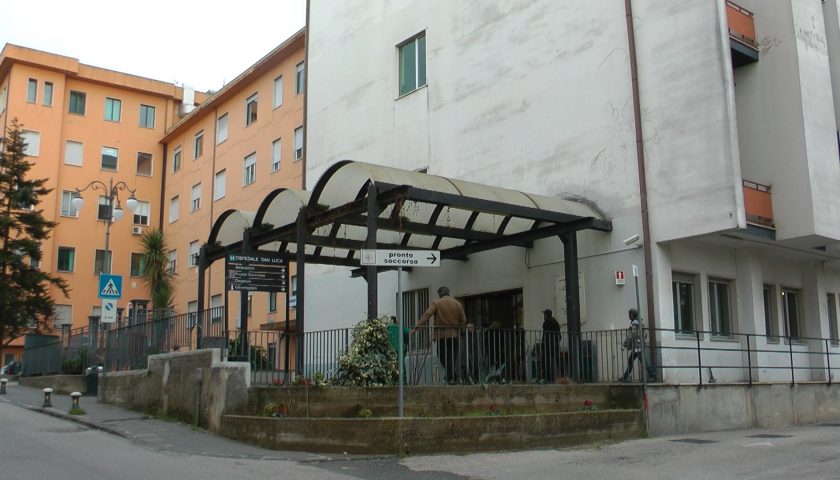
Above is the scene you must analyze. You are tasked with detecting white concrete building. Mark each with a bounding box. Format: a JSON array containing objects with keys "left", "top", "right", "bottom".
[{"left": 303, "top": 0, "right": 840, "bottom": 382}]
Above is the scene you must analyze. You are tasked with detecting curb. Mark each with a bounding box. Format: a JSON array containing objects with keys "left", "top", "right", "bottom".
[{"left": 1, "top": 395, "right": 130, "bottom": 439}]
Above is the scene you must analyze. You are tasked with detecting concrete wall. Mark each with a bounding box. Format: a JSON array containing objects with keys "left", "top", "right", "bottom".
[
  {"left": 99, "top": 349, "right": 249, "bottom": 431},
  {"left": 20, "top": 375, "right": 86, "bottom": 394},
  {"left": 647, "top": 383, "right": 840, "bottom": 436}
]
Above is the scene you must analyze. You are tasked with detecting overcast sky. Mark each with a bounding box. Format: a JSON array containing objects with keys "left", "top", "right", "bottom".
[{"left": 0, "top": 0, "right": 307, "bottom": 92}]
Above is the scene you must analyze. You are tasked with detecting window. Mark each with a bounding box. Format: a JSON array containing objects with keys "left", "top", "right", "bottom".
[
  {"left": 247, "top": 293, "right": 253, "bottom": 316},
  {"left": 172, "top": 147, "right": 182, "bottom": 173},
  {"left": 57, "top": 247, "right": 75, "bottom": 272},
  {"left": 30, "top": 247, "right": 41, "bottom": 269},
  {"left": 60, "top": 191, "right": 79, "bottom": 217},
  {"left": 194, "top": 131, "right": 204, "bottom": 159},
  {"left": 21, "top": 130, "right": 40, "bottom": 157},
  {"left": 167, "top": 250, "right": 177, "bottom": 273},
  {"left": 272, "top": 138, "right": 281, "bottom": 172},
  {"left": 54, "top": 304, "right": 72, "bottom": 329},
  {"left": 97, "top": 196, "right": 111, "bottom": 221},
  {"left": 214, "top": 169, "right": 226, "bottom": 200},
  {"left": 187, "top": 301, "right": 198, "bottom": 327},
  {"left": 782, "top": 289, "right": 802, "bottom": 339},
  {"left": 211, "top": 295, "right": 223, "bottom": 322},
  {"left": 672, "top": 273, "right": 696, "bottom": 333},
  {"left": 295, "top": 62, "right": 304, "bottom": 95},
  {"left": 294, "top": 126, "right": 303, "bottom": 160},
  {"left": 169, "top": 196, "right": 180, "bottom": 223},
  {"left": 94, "top": 250, "right": 112, "bottom": 274},
  {"left": 27, "top": 78, "right": 37, "bottom": 103},
  {"left": 398, "top": 34, "right": 426, "bottom": 96},
  {"left": 189, "top": 240, "right": 199, "bottom": 267},
  {"left": 104, "top": 97, "right": 121, "bottom": 122},
  {"left": 135, "top": 104, "right": 155, "bottom": 128},
  {"left": 763, "top": 286, "right": 779, "bottom": 340},
  {"left": 243, "top": 153, "right": 256, "bottom": 186},
  {"left": 130, "top": 252, "right": 145, "bottom": 277},
  {"left": 191, "top": 183, "right": 201, "bottom": 212},
  {"left": 709, "top": 279, "right": 733, "bottom": 336},
  {"left": 269, "top": 291, "right": 277, "bottom": 312},
  {"left": 273, "top": 76, "right": 283, "bottom": 108},
  {"left": 245, "top": 93, "right": 258, "bottom": 126},
  {"left": 136, "top": 152, "right": 152, "bottom": 176},
  {"left": 43, "top": 82, "right": 53, "bottom": 106},
  {"left": 216, "top": 113, "right": 228, "bottom": 144},
  {"left": 828, "top": 293, "right": 839, "bottom": 345},
  {"left": 101, "top": 146, "right": 118, "bottom": 170},
  {"left": 64, "top": 140, "right": 83, "bottom": 166},
  {"left": 69, "top": 90, "right": 86, "bottom": 115},
  {"left": 133, "top": 201, "right": 150, "bottom": 225}
]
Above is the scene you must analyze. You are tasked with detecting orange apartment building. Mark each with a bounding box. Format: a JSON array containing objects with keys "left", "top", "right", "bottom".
[
  {"left": 159, "top": 30, "right": 305, "bottom": 339},
  {"left": 0, "top": 45, "right": 207, "bottom": 364}
]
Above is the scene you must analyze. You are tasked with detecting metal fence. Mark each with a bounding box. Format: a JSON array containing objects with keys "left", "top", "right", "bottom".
[{"left": 22, "top": 310, "right": 840, "bottom": 388}]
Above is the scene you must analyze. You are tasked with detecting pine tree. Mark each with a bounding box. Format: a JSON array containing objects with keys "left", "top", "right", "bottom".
[{"left": 0, "top": 118, "right": 69, "bottom": 347}]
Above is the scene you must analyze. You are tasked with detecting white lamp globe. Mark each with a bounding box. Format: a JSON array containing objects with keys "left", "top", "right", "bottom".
[{"left": 112, "top": 207, "right": 124, "bottom": 222}]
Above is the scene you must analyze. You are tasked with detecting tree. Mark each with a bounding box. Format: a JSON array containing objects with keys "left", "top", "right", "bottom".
[
  {"left": 0, "top": 118, "right": 69, "bottom": 348},
  {"left": 139, "top": 228, "right": 175, "bottom": 313}
]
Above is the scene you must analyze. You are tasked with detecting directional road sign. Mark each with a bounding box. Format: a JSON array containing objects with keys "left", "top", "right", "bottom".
[
  {"left": 101, "top": 299, "right": 118, "bottom": 323},
  {"left": 225, "top": 252, "right": 288, "bottom": 292},
  {"left": 98, "top": 274, "right": 123, "bottom": 299},
  {"left": 360, "top": 249, "right": 441, "bottom": 267}
]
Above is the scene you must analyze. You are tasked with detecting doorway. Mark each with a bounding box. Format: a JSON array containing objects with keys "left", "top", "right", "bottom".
[{"left": 459, "top": 289, "right": 523, "bottom": 329}]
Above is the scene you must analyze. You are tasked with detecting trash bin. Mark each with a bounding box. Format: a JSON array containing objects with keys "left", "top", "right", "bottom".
[{"left": 84, "top": 366, "right": 101, "bottom": 396}]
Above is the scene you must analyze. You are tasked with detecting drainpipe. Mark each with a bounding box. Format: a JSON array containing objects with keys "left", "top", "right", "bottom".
[{"left": 624, "top": 0, "right": 658, "bottom": 364}]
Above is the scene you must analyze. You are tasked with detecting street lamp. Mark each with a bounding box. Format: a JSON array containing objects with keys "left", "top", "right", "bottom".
[{"left": 71, "top": 178, "right": 138, "bottom": 276}]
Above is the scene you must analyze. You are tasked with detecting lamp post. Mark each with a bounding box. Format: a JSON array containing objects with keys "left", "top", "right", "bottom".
[{"left": 71, "top": 177, "right": 138, "bottom": 277}]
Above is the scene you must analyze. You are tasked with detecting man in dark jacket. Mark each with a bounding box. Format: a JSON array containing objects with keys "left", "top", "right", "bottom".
[{"left": 542, "top": 309, "right": 562, "bottom": 382}]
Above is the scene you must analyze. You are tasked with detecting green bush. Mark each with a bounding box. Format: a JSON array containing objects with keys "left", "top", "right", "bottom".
[{"left": 333, "top": 316, "right": 398, "bottom": 387}]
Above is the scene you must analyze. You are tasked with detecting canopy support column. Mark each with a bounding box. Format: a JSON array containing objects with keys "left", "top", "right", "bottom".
[
  {"left": 295, "top": 208, "right": 307, "bottom": 375},
  {"left": 366, "top": 183, "right": 379, "bottom": 319},
  {"left": 196, "top": 245, "right": 207, "bottom": 349},
  {"left": 560, "top": 231, "right": 582, "bottom": 382}
]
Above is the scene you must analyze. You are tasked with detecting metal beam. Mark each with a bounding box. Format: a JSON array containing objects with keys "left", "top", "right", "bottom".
[{"left": 366, "top": 183, "right": 378, "bottom": 319}]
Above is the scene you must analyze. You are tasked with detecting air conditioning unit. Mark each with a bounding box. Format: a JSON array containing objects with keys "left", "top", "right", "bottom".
[{"left": 131, "top": 226, "right": 144, "bottom": 236}]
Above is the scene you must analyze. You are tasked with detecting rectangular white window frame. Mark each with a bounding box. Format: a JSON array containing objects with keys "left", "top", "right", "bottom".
[
  {"left": 139, "top": 104, "right": 155, "bottom": 128},
  {"left": 133, "top": 201, "right": 150, "bottom": 225},
  {"left": 69, "top": 90, "right": 86, "bottom": 115},
  {"left": 216, "top": 113, "right": 229, "bottom": 144},
  {"left": 21, "top": 130, "right": 40, "bottom": 157},
  {"left": 268, "top": 291, "right": 277, "bottom": 312},
  {"left": 672, "top": 273, "right": 697, "bottom": 333},
  {"left": 130, "top": 252, "right": 145, "bottom": 277},
  {"left": 191, "top": 183, "right": 201, "bottom": 212},
  {"left": 167, "top": 250, "right": 177, "bottom": 273},
  {"left": 101, "top": 146, "right": 118, "bottom": 170},
  {"left": 398, "top": 33, "right": 427, "bottom": 96},
  {"left": 97, "top": 196, "right": 111, "bottom": 221},
  {"left": 708, "top": 279, "right": 733, "bottom": 336},
  {"left": 194, "top": 131, "right": 204, "bottom": 159},
  {"left": 295, "top": 62, "right": 304, "bottom": 95},
  {"left": 169, "top": 196, "right": 180, "bottom": 223},
  {"left": 136, "top": 152, "right": 153, "bottom": 176},
  {"left": 273, "top": 75, "right": 283, "bottom": 108},
  {"left": 60, "top": 191, "right": 79, "bottom": 217},
  {"left": 294, "top": 126, "right": 303, "bottom": 161},
  {"left": 782, "top": 288, "right": 802, "bottom": 339},
  {"left": 43, "top": 82, "right": 53, "bottom": 106},
  {"left": 54, "top": 304, "right": 72, "bottom": 329},
  {"left": 271, "top": 138, "right": 281, "bottom": 172},
  {"left": 189, "top": 240, "right": 199, "bottom": 267},
  {"left": 245, "top": 93, "right": 258, "bottom": 126},
  {"left": 94, "top": 249, "right": 112, "bottom": 274},
  {"left": 64, "top": 140, "right": 83, "bottom": 166},
  {"left": 243, "top": 153, "right": 257, "bottom": 186},
  {"left": 211, "top": 294, "right": 223, "bottom": 322},
  {"left": 214, "top": 169, "right": 226, "bottom": 201},
  {"left": 104, "top": 97, "right": 121, "bottom": 122},
  {"left": 172, "top": 147, "right": 182, "bottom": 173},
  {"left": 27, "top": 78, "right": 37, "bottom": 103},
  {"left": 57, "top": 246, "right": 75, "bottom": 272}
]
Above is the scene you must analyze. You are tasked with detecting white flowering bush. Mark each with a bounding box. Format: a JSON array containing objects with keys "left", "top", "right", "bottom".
[{"left": 334, "top": 316, "right": 398, "bottom": 386}]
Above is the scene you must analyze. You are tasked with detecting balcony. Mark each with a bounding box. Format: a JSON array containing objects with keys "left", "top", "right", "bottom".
[
  {"left": 743, "top": 179, "right": 774, "bottom": 231},
  {"left": 727, "top": 1, "right": 759, "bottom": 68}
]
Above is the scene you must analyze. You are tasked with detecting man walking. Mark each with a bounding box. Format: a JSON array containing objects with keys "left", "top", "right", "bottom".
[
  {"left": 413, "top": 286, "right": 467, "bottom": 383},
  {"left": 620, "top": 308, "right": 657, "bottom": 382},
  {"left": 542, "top": 309, "right": 562, "bottom": 383}
]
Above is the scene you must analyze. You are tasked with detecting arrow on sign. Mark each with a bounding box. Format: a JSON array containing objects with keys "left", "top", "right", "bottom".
[{"left": 427, "top": 252, "right": 437, "bottom": 263}]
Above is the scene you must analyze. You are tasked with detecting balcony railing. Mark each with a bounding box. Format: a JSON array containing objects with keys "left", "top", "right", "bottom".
[
  {"left": 727, "top": 1, "right": 757, "bottom": 48},
  {"left": 743, "top": 179, "right": 774, "bottom": 228}
]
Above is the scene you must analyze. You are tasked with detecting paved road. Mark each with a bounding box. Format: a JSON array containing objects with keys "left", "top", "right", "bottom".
[{"left": 2, "top": 385, "right": 840, "bottom": 479}]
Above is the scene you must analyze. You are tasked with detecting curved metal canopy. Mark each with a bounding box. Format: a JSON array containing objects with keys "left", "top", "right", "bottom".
[{"left": 204, "top": 160, "right": 611, "bottom": 268}]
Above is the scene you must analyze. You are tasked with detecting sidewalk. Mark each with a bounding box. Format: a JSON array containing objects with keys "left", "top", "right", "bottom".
[{"left": 0, "top": 381, "right": 335, "bottom": 462}]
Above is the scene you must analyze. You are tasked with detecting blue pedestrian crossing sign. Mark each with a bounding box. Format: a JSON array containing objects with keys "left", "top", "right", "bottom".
[{"left": 98, "top": 274, "right": 123, "bottom": 299}]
